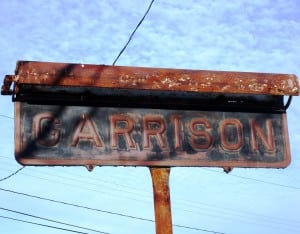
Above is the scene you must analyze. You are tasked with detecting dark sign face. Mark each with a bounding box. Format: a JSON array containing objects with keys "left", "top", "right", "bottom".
[{"left": 15, "top": 102, "right": 290, "bottom": 168}]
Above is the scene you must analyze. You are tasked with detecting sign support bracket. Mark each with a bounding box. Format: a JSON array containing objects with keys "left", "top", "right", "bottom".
[{"left": 149, "top": 167, "right": 173, "bottom": 234}]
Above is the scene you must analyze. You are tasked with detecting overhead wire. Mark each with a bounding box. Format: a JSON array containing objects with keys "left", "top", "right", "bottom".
[
  {"left": 2, "top": 154, "right": 300, "bottom": 191},
  {"left": 0, "top": 207, "right": 109, "bottom": 234},
  {"left": 0, "top": 167, "right": 153, "bottom": 204},
  {"left": 228, "top": 172, "right": 300, "bottom": 189},
  {"left": 0, "top": 112, "right": 24, "bottom": 183},
  {"left": 2, "top": 170, "right": 300, "bottom": 232},
  {"left": 0, "top": 215, "right": 88, "bottom": 234},
  {"left": 1, "top": 155, "right": 299, "bottom": 192},
  {"left": 0, "top": 187, "right": 154, "bottom": 222},
  {"left": 0, "top": 114, "right": 13, "bottom": 119},
  {"left": 1, "top": 157, "right": 300, "bottom": 229},
  {"left": 3, "top": 164, "right": 300, "bottom": 231},
  {"left": 1, "top": 155, "right": 298, "bottom": 229},
  {"left": 1, "top": 156, "right": 300, "bottom": 229},
  {"left": 0, "top": 187, "right": 226, "bottom": 234},
  {"left": 173, "top": 224, "right": 226, "bottom": 234},
  {"left": 0, "top": 166, "right": 25, "bottom": 182},
  {"left": 172, "top": 196, "right": 300, "bottom": 231},
  {"left": 112, "top": 0, "right": 155, "bottom": 65},
  {"left": 201, "top": 168, "right": 300, "bottom": 190}
]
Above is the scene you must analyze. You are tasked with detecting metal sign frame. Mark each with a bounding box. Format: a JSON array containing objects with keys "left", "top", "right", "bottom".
[{"left": 15, "top": 102, "right": 291, "bottom": 168}]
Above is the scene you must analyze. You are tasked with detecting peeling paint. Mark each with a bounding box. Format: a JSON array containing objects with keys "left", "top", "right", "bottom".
[{"left": 3, "top": 61, "right": 299, "bottom": 96}]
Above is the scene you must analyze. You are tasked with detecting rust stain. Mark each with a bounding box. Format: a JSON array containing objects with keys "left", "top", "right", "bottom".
[
  {"left": 2, "top": 61, "right": 298, "bottom": 96},
  {"left": 15, "top": 102, "right": 291, "bottom": 168},
  {"left": 150, "top": 167, "right": 172, "bottom": 234}
]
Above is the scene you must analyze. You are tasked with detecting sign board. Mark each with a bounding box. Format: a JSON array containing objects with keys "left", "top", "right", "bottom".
[
  {"left": 15, "top": 102, "right": 290, "bottom": 168},
  {"left": 3, "top": 61, "right": 298, "bottom": 234}
]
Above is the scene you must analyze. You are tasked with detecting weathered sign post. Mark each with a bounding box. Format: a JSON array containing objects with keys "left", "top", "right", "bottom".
[{"left": 1, "top": 61, "right": 299, "bottom": 234}]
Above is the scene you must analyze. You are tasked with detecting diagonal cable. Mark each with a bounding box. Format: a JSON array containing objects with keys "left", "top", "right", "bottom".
[
  {"left": 0, "top": 215, "right": 88, "bottom": 234},
  {"left": 112, "top": 0, "right": 155, "bottom": 65},
  {"left": 0, "top": 114, "right": 13, "bottom": 119},
  {"left": 0, "top": 207, "right": 109, "bottom": 234},
  {"left": 0, "top": 187, "right": 226, "bottom": 234},
  {"left": 0, "top": 167, "right": 25, "bottom": 182}
]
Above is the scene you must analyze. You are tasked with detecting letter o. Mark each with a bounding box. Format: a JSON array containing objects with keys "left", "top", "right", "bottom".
[{"left": 220, "top": 119, "right": 243, "bottom": 151}]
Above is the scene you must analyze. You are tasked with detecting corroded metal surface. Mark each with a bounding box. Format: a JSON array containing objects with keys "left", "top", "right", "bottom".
[
  {"left": 3, "top": 61, "right": 299, "bottom": 96},
  {"left": 150, "top": 167, "right": 172, "bottom": 234},
  {"left": 1, "top": 75, "right": 15, "bottom": 95},
  {"left": 15, "top": 102, "right": 291, "bottom": 168}
]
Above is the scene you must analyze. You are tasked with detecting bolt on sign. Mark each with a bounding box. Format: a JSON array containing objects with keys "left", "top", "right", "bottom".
[{"left": 1, "top": 61, "right": 299, "bottom": 169}]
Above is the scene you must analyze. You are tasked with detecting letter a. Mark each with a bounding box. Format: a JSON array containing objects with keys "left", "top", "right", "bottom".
[{"left": 71, "top": 114, "right": 103, "bottom": 147}]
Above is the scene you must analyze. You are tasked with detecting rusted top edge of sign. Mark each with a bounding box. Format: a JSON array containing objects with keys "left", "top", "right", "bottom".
[{"left": 2, "top": 60, "right": 299, "bottom": 96}]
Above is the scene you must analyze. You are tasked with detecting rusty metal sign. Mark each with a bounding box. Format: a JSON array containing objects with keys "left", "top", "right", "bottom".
[
  {"left": 2, "top": 61, "right": 297, "bottom": 234},
  {"left": 2, "top": 61, "right": 299, "bottom": 96},
  {"left": 15, "top": 101, "right": 290, "bottom": 168},
  {"left": 1, "top": 61, "right": 297, "bottom": 234}
]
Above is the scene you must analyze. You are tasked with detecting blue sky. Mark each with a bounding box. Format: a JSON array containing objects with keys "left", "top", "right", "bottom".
[{"left": 0, "top": 0, "right": 300, "bottom": 233}]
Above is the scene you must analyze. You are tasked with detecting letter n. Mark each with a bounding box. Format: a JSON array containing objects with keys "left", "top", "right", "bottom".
[{"left": 250, "top": 119, "right": 275, "bottom": 153}]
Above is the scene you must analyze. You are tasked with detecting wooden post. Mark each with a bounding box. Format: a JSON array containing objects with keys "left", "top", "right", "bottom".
[{"left": 149, "top": 167, "right": 173, "bottom": 234}]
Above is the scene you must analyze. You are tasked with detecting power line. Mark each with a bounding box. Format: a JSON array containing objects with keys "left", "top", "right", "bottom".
[
  {"left": 174, "top": 223, "right": 226, "bottom": 234},
  {"left": 0, "top": 114, "right": 13, "bottom": 119},
  {"left": 0, "top": 187, "right": 226, "bottom": 234},
  {"left": 229, "top": 173, "right": 300, "bottom": 189},
  {"left": 0, "top": 157, "right": 298, "bottom": 225},
  {"left": 1, "top": 159, "right": 299, "bottom": 227},
  {"left": 2, "top": 160, "right": 300, "bottom": 231},
  {"left": 0, "top": 166, "right": 25, "bottom": 182},
  {"left": 0, "top": 207, "right": 109, "bottom": 234},
  {"left": 0, "top": 215, "right": 88, "bottom": 234},
  {"left": 112, "top": 0, "right": 155, "bottom": 65},
  {"left": 0, "top": 187, "right": 153, "bottom": 221},
  {"left": 3, "top": 164, "right": 299, "bottom": 229},
  {"left": 1, "top": 158, "right": 298, "bottom": 191},
  {"left": 0, "top": 167, "right": 152, "bottom": 205},
  {"left": 202, "top": 168, "right": 300, "bottom": 190}
]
